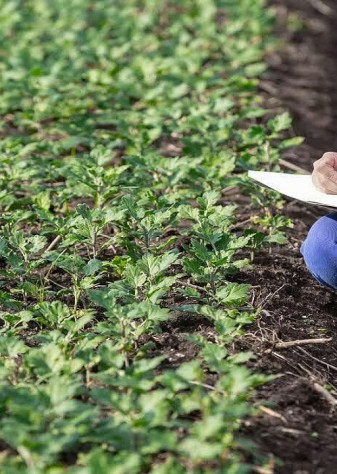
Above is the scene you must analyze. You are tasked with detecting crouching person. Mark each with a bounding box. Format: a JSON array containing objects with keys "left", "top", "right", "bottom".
[{"left": 301, "top": 152, "right": 337, "bottom": 290}]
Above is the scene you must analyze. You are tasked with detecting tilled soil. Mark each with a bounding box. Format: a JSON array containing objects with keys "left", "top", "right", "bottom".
[
  {"left": 159, "top": 1, "right": 337, "bottom": 472},
  {"left": 242, "top": 1, "right": 337, "bottom": 472}
]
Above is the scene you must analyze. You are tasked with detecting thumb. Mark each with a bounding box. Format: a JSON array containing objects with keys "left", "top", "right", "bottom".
[{"left": 320, "top": 152, "right": 337, "bottom": 168}]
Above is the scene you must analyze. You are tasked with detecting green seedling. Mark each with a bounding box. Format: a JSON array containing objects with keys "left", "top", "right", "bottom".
[{"left": 0, "top": 0, "right": 295, "bottom": 471}]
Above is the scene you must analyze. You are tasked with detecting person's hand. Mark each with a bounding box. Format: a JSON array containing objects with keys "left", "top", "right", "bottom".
[{"left": 312, "top": 152, "right": 337, "bottom": 194}]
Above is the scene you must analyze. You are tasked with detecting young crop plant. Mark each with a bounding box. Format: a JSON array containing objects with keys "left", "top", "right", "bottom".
[{"left": 0, "top": 0, "right": 294, "bottom": 472}]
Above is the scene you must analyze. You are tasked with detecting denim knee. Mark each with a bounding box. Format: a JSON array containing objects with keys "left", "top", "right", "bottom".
[{"left": 301, "top": 212, "right": 337, "bottom": 290}]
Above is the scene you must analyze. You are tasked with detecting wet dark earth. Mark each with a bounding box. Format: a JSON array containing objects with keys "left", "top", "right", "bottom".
[
  {"left": 243, "top": 1, "right": 337, "bottom": 472},
  {"left": 159, "top": 1, "right": 337, "bottom": 472}
]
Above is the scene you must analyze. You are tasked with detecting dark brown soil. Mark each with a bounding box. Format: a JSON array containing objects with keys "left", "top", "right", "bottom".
[
  {"left": 243, "top": 1, "right": 337, "bottom": 472},
  {"left": 265, "top": 0, "right": 337, "bottom": 170},
  {"left": 158, "top": 1, "right": 337, "bottom": 472}
]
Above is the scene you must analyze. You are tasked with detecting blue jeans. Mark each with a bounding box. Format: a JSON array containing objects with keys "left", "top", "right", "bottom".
[{"left": 301, "top": 212, "right": 337, "bottom": 290}]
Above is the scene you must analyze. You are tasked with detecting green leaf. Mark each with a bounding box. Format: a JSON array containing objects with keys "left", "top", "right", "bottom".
[
  {"left": 268, "top": 112, "right": 292, "bottom": 132},
  {"left": 179, "top": 438, "right": 223, "bottom": 460},
  {"left": 85, "top": 259, "right": 102, "bottom": 276},
  {"left": 279, "top": 136, "right": 304, "bottom": 148},
  {"left": 215, "top": 283, "right": 250, "bottom": 306}
]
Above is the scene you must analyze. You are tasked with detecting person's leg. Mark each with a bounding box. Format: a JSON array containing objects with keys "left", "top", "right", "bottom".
[{"left": 301, "top": 212, "right": 337, "bottom": 290}]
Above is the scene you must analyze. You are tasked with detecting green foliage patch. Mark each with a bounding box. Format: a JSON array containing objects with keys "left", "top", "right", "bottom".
[{"left": 0, "top": 0, "right": 295, "bottom": 472}]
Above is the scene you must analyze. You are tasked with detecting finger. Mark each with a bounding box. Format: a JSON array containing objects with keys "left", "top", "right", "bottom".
[
  {"left": 314, "top": 163, "right": 337, "bottom": 185},
  {"left": 312, "top": 171, "right": 337, "bottom": 193},
  {"left": 312, "top": 174, "right": 327, "bottom": 192},
  {"left": 322, "top": 152, "right": 337, "bottom": 167},
  {"left": 313, "top": 174, "right": 337, "bottom": 194},
  {"left": 314, "top": 152, "right": 337, "bottom": 169}
]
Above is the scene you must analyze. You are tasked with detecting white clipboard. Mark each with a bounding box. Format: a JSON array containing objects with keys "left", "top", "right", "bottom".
[{"left": 248, "top": 170, "right": 337, "bottom": 208}]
